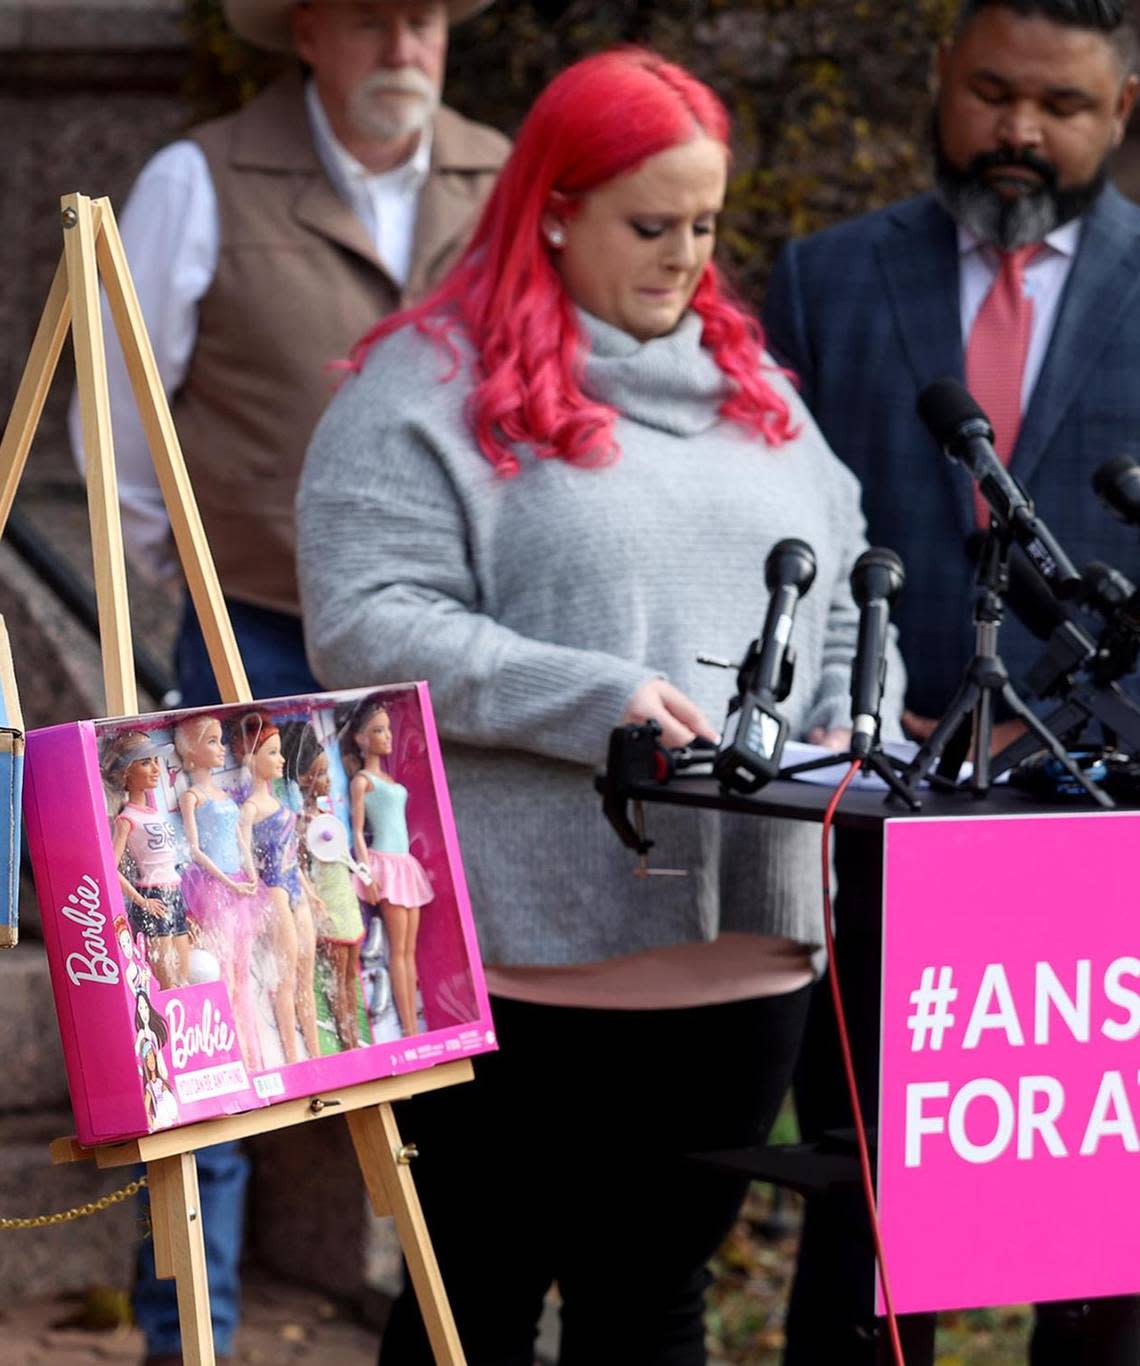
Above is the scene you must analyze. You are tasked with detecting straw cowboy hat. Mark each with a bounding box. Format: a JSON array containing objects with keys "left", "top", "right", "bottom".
[{"left": 225, "top": 0, "right": 492, "bottom": 52}]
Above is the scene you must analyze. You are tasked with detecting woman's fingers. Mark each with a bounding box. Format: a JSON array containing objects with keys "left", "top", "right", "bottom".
[
  {"left": 620, "top": 679, "right": 719, "bottom": 749},
  {"left": 657, "top": 681, "right": 719, "bottom": 745}
]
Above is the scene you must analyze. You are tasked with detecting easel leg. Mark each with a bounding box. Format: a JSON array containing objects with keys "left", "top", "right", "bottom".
[
  {"left": 146, "top": 1152, "right": 216, "bottom": 1366},
  {"left": 92, "top": 201, "right": 252, "bottom": 708},
  {"left": 347, "top": 1104, "right": 466, "bottom": 1366},
  {"left": 62, "top": 191, "right": 137, "bottom": 714}
]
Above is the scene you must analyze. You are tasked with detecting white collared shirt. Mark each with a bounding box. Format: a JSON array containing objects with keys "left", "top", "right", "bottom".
[
  {"left": 957, "top": 218, "right": 1082, "bottom": 414},
  {"left": 68, "top": 83, "right": 430, "bottom": 583},
  {"left": 304, "top": 80, "right": 431, "bottom": 288}
]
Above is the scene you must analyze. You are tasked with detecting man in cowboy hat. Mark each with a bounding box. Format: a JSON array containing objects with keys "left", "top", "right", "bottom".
[
  {"left": 74, "top": 0, "right": 506, "bottom": 710},
  {"left": 70, "top": 5, "right": 507, "bottom": 1362}
]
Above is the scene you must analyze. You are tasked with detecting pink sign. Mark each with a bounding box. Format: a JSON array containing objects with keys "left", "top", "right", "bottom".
[{"left": 878, "top": 811, "right": 1140, "bottom": 1315}]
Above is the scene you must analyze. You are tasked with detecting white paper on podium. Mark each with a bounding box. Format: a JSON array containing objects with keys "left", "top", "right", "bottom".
[
  {"left": 782, "top": 739, "right": 997, "bottom": 790},
  {"left": 782, "top": 739, "right": 914, "bottom": 789}
]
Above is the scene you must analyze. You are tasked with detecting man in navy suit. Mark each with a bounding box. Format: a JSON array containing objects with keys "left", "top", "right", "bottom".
[{"left": 765, "top": 2, "right": 1140, "bottom": 1361}]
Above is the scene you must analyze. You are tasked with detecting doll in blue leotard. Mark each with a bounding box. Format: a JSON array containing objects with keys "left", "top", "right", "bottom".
[
  {"left": 339, "top": 697, "right": 434, "bottom": 1038},
  {"left": 175, "top": 715, "right": 270, "bottom": 1071},
  {"left": 233, "top": 712, "right": 319, "bottom": 1064}
]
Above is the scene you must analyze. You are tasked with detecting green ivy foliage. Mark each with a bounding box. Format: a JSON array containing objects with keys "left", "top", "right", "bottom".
[{"left": 183, "top": 0, "right": 959, "bottom": 302}]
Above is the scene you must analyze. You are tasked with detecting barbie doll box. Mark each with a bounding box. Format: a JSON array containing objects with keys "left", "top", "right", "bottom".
[
  {"left": 0, "top": 618, "right": 23, "bottom": 948},
  {"left": 22, "top": 683, "right": 496, "bottom": 1147}
]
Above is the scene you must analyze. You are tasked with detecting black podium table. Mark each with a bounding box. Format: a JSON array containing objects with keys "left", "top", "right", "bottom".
[{"left": 603, "top": 768, "right": 1104, "bottom": 831}]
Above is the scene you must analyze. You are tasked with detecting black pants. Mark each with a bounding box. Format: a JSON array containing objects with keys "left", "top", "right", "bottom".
[
  {"left": 378, "top": 989, "right": 812, "bottom": 1366},
  {"left": 783, "top": 830, "right": 1140, "bottom": 1366}
]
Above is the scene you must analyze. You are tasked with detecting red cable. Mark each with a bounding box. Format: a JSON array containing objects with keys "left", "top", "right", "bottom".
[{"left": 820, "top": 760, "right": 906, "bottom": 1366}]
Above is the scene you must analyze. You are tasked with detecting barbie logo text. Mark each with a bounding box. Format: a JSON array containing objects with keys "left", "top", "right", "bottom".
[
  {"left": 166, "top": 997, "right": 237, "bottom": 1069},
  {"left": 61, "top": 875, "right": 120, "bottom": 988}
]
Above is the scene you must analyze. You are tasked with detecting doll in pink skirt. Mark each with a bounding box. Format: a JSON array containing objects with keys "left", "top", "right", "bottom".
[
  {"left": 339, "top": 698, "right": 433, "bottom": 1038},
  {"left": 174, "top": 715, "right": 269, "bottom": 1072}
]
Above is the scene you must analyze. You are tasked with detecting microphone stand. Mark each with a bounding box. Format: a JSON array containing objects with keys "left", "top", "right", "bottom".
[
  {"left": 898, "top": 524, "right": 1112, "bottom": 807},
  {"left": 986, "top": 627, "right": 1140, "bottom": 782},
  {"left": 780, "top": 744, "right": 920, "bottom": 809}
]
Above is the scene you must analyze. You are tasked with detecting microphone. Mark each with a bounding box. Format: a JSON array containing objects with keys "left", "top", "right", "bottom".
[
  {"left": 849, "top": 548, "right": 904, "bottom": 758},
  {"left": 1081, "top": 560, "right": 1140, "bottom": 684},
  {"left": 748, "top": 538, "right": 818, "bottom": 699},
  {"left": 962, "top": 530, "right": 1098, "bottom": 698},
  {"left": 965, "top": 533, "right": 1074, "bottom": 644},
  {"left": 1093, "top": 455, "right": 1140, "bottom": 530},
  {"left": 917, "top": 378, "right": 1084, "bottom": 599},
  {"left": 713, "top": 538, "right": 816, "bottom": 792}
]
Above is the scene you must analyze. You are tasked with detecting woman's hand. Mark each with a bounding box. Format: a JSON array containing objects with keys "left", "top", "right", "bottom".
[
  {"left": 903, "top": 709, "right": 1027, "bottom": 756},
  {"left": 807, "top": 726, "right": 852, "bottom": 753},
  {"left": 620, "top": 680, "right": 719, "bottom": 750}
]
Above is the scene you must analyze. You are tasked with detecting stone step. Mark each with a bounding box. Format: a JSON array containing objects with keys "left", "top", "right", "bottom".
[
  {"left": 0, "top": 1111, "right": 135, "bottom": 1299},
  {"left": 0, "top": 946, "right": 69, "bottom": 1114}
]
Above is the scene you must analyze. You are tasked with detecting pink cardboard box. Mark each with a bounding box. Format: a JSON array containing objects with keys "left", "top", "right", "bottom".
[{"left": 23, "top": 683, "right": 495, "bottom": 1147}]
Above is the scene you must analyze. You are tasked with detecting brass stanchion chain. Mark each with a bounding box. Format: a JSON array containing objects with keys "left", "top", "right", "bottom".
[{"left": 0, "top": 1175, "right": 147, "bottom": 1229}]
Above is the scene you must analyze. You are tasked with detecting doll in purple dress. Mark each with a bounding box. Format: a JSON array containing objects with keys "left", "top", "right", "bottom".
[
  {"left": 175, "top": 715, "right": 269, "bottom": 1072},
  {"left": 233, "top": 712, "right": 319, "bottom": 1064},
  {"left": 339, "top": 698, "right": 434, "bottom": 1038}
]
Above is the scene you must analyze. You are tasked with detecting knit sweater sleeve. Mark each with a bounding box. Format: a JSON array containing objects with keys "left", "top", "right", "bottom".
[{"left": 296, "top": 345, "right": 654, "bottom": 767}]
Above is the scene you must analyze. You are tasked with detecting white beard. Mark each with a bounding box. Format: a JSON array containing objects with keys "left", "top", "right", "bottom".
[{"left": 347, "top": 68, "right": 440, "bottom": 143}]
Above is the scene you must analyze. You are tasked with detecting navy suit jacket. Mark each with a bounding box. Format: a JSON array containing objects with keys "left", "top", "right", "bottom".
[{"left": 763, "top": 186, "right": 1140, "bottom": 718}]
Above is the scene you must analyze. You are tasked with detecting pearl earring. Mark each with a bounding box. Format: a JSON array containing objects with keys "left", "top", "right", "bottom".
[{"left": 546, "top": 225, "right": 565, "bottom": 249}]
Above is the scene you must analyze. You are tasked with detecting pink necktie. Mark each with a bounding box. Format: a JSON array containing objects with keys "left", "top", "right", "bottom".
[{"left": 964, "top": 245, "right": 1039, "bottom": 527}]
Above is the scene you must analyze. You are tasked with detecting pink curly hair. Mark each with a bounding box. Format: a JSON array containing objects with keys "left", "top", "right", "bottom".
[{"left": 349, "top": 48, "right": 795, "bottom": 475}]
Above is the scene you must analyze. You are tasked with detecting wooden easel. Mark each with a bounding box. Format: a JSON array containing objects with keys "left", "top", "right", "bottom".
[{"left": 0, "top": 193, "right": 472, "bottom": 1365}]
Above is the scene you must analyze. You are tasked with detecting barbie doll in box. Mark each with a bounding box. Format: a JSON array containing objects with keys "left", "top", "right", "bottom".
[
  {"left": 175, "top": 715, "right": 269, "bottom": 1071},
  {"left": 280, "top": 720, "right": 366, "bottom": 1051},
  {"left": 338, "top": 697, "right": 433, "bottom": 1038},
  {"left": 101, "top": 731, "right": 190, "bottom": 989},
  {"left": 233, "top": 712, "right": 319, "bottom": 1064}
]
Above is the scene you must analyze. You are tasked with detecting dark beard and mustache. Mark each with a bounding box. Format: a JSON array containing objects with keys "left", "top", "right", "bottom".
[{"left": 931, "top": 114, "right": 1110, "bottom": 248}]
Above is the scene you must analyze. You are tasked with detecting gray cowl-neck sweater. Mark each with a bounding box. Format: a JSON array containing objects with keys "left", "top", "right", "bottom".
[{"left": 297, "top": 310, "right": 905, "bottom": 966}]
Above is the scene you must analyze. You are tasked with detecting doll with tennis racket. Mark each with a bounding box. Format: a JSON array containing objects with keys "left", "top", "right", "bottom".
[
  {"left": 280, "top": 721, "right": 368, "bottom": 1050},
  {"left": 337, "top": 697, "right": 434, "bottom": 1039}
]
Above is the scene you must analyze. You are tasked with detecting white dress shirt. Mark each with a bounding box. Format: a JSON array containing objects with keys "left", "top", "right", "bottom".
[
  {"left": 68, "top": 84, "right": 431, "bottom": 584},
  {"left": 958, "top": 218, "right": 1082, "bottom": 414}
]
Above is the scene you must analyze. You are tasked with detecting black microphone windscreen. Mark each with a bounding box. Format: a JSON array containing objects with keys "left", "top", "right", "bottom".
[
  {"left": 917, "top": 377, "right": 987, "bottom": 447},
  {"left": 765, "top": 538, "right": 817, "bottom": 594},
  {"left": 851, "top": 547, "right": 905, "bottom": 606},
  {"left": 1093, "top": 455, "right": 1140, "bottom": 527}
]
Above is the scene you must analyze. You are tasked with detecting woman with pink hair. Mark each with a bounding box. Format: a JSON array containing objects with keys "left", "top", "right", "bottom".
[{"left": 299, "top": 47, "right": 904, "bottom": 1366}]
